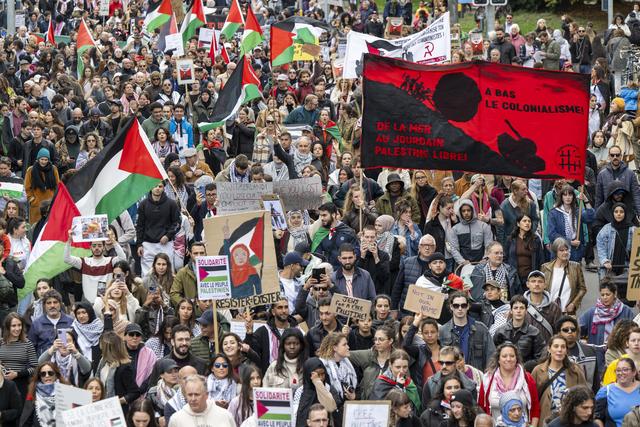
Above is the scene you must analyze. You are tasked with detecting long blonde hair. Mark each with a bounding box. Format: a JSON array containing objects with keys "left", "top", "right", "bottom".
[
  {"left": 99, "top": 331, "right": 130, "bottom": 366},
  {"left": 103, "top": 280, "right": 128, "bottom": 318}
]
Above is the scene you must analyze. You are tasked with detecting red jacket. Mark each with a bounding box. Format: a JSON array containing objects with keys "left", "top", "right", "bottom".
[{"left": 478, "top": 367, "right": 541, "bottom": 422}]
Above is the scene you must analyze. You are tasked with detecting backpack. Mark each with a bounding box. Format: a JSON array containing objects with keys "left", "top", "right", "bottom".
[
  {"left": 622, "top": 405, "right": 640, "bottom": 427},
  {"left": 0, "top": 274, "right": 16, "bottom": 306}
]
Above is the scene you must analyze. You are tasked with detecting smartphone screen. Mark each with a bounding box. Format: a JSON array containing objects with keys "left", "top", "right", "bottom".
[{"left": 58, "top": 329, "right": 67, "bottom": 346}]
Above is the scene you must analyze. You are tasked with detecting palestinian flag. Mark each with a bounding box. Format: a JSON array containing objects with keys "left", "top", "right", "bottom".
[
  {"left": 198, "top": 262, "right": 229, "bottom": 284},
  {"left": 143, "top": 0, "right": 173, "bottom": 34},
  {"left": 240, "top": 6, "right": 263, "bottom": 55},
  {"left": 0, "top": 177, "right": 24, "bottom": 199},
  {"left": 270, "top": 16, "right": 330, "bottom": 66},
  {"left": 220, "top": 0, "right": 244, "bottom": 41},
  {"left": 20, "top": 118, "right": 167, "bottom": 301},
  {"left": 76, "top": 19, "right": 97, "bottom": 78},
  {"left": 19, "top": 183, "right": 91, "bottom": 301},
  {"left": 198, "top": 56, "right": 262, "bottom": 132},
  {"left": 45, "top": 9, "right": 55, "bottom": 44},
  {"left": 324, "top": 121, "right": 342, "bottom": 142},
  {"left": 217, "top": 214, "right": 264, "bottom": 268},
  {"left": 157, "top": 11, "right": 179, "bottom": 53},
  {"left": 180, "top": 0, "right": 206, "bottom": 45},
  {"left": 254, "top": 388, "right": 292, "bottom": 423}
]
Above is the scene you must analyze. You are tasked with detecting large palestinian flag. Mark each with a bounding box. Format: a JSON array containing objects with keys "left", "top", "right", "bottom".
[
  {"left": 240, "top": 6, "right": 264, "bottom": 55},
  {"left": 20, "top": 118, "right": 168, "bottom": 301},
  {"left": 198, "top": 56, "right": 261, "bottom": 132},
  {"left": 180, "top": 0, "right": 206, "bottom": 45},
  {"left": 143, "top": 0, "right": 173, "bottom": 33},
  {"left": 220, "top": 0, "right": 244, "bottom": 41},
  {"left": 270, "top": 16, "right": 330, "bottom": 66}
]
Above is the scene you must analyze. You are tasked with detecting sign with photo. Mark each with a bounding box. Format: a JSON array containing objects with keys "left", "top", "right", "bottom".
[{"left": 71, "top": 215, "right": 109, "bottom": 242}]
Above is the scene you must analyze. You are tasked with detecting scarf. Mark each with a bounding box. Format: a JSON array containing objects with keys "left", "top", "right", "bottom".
[
  {"left": 320, "top": 357, "right": 357, "bottom": 398},
  {"left": 35, "top": 382, "right": 57, "bottom": 427},
  {"left": 472, "top": 190, "right": 492, "bottom": 216},
  {"left": 73, "top": 317, "right": 104, "bottom": 361},
  {"left": 229, "top": 160, "right": 250, "bottom": 183},
  {"left": 32, "top": 299, "right": 43, "bottom": 321},
  {"left": 487, "top": 366, "right": 532, "bottom": 420},
  {"left": 54, "top": 351, "right": 76, "bottom": 383},
  {"left": 611, "top": 202, "right": 631, "bottom": 275},
  {"left": 500, "top": 399, "right": 528, "bottom": 427},
  {"left": 484, "top": 262, "right": 508, "bottom": 290},
  {"left": 269, "top": 161, "right": 289, "bottom": 182},
  {"left": 152, "top": 141, "right": 177, "bottom": 159},
  {"left": 206, "top": 375, "right": 236, "bottom": 402},
  {"left": 591, "top": 297, "right": 624, "bottom": 340},
  {"left": 375, "top": 215, "right": 395, "bottom": 254},
  {"left": 293, "top": 148, "right": 312, "bottom": 176},
  {"left": 156, "top": 378, "right": 177, "bottom": 406},
  {"left": 30, "top": 160, "right": 57, "bottom": 191},
  {"left": 165, "top": 184, "right": 189, "bottom": 210},
  {"left": 556, "top": 206, "right": 576, "bottom": 240},
  {"left": 287, "top": 211, "right": 310, "bottom": 247}
]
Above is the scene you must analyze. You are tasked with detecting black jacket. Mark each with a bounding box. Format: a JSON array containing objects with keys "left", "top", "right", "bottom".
[
  {"left": 356, "top": 250, "right": 390, "bottom": 295},
  {"left": 143, "top": 351, "right": 207, "bottom": 394},
  {"left": 493, "top": 321, "right": 546, "bottom": 364},
  {"left": 228, "top": 122, "right": 255, "bottom": 158},
  {"left": 305, "top": 320, "right": 344, "bottom": 356},
  {"left": 113, "top": 363, "right": 141, "bottom": 413},
  {"left": 135, "top": 191, "right": 181, "bottom": 246},
  {"left": 0, "top": 379, "right": 22, "bottom": 427}
]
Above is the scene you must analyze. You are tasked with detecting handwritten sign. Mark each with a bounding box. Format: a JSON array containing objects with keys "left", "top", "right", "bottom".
[
  {"left": 273, "top": 175, "right": 323, "bottom": 211},
  {"left": 196, "top": 256, "right": 232, "bottom": 300},
  {"left": 216, "top": 291, "right": 281, "bottom": 309},
  {"left": 216, "top": 182, "right": 273, "bottom": 214},
  {"left": 628, "top": 228, "right": 640, "bottom": 301},
  {"left": 59, "top": 397, "right": 126, "bottom": 427},
  {"left": 254, "top": 387, "right": 292, "bottom": 427},
  {"left": 329, "top": 294, "right": 372, "bottom": 321},
  {"left": 403, "top": 285, "right": 446, "bottom": 318},
  {"left": 343, "top": 401, "right": 390, "bottom": 427}
]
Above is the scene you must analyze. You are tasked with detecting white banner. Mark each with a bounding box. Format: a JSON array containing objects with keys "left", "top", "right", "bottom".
[{"left": 343, "top": 12, "right": 451, "bottom": 79}]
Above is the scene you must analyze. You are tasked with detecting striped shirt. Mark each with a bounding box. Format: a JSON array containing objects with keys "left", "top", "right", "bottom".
[{"left": 0, "top": 340, "right": 38, "bottom": 377}]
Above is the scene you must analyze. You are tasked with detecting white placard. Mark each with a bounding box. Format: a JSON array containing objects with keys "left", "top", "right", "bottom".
[
  {"left": 198, "top": 28, "right": 215, "bottom": 49},
  {"left": 342, "top": 401, "right": 391, "bottom": 427},
  {"left": 55, "top": 383, "right": 92, "bottom": 425},
  {"left": 59, "top": 397, "right": 126, "bottom": 427},
  {"left": 230, "top": 319, "right": 265, "bottom": 341},
  {"left": 71, "top": 214, "right": 109, "bottom": 242},
  {"left": 196, "top": 255, "right": 232, "bottom": 300},
  {"left": 343, "top": 12, "right": 451, "bottom": 78},
  {"left": 165, "top": 33, "right": 185, "bottom": 57},
  {"left": 15, "top": 13, "right": 25, "bottom": 29},
  {"left": 176, "top": 58, "right": 195, "bottom": 84},
  {"left": 99, "top": 0, "right": 110, "bottom": 16}
]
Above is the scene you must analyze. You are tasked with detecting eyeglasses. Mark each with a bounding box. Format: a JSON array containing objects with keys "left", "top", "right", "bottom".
[
  {"left": 451, "top": 303, "right": 468, "bottom": 309},
  {"left": 127, "top": 332, "right": 142, "bottom": 337},
  {"left": 313, "top": 287, "right": 328, "bottom": 291},
  {"left": 439, "top": 360, "right": 456, "bottom": 366},
  {"left": 39, "top": 370, "right": 56, "bottom": 378},
  {"left": 214, "top": 362, "right": 229, "bottom": 369},
  {"left": 373, "top": 337, "right": 388, "bottom": 342},
  {"left": 616, "top": 367, "right": 633, "bottom": 374},
  {"left": 561, "top": 327, "right": 577, "bottom": 333},
  {"left": 610, "top": 153, "right": 622, "bottom": 157}
]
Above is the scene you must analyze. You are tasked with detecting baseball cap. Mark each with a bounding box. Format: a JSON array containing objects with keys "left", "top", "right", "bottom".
[
  {"left": 196, "top": 309, "right": 214, "bottom": 325},
  {"left": 277, "top": 74, "right": 288, "bottom": 81},
  {"left": 283, "top": 251, "right": 309, "bottom": 267},
  {"left": 157, "top": 359, "right": 179, "bottom": 373},
  {"left": 527, "top": 270, "right": 545, "bottom": 280},
  {"left": 482, "top": 279, "right": 502, "bottom": 290},
  {"left": 124, "top": 323, "right": 143, "bottom": 335}
]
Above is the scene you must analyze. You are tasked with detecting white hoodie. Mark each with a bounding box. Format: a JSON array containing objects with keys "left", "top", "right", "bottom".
[{"left": 168, "top": 400, "right": 237, "bottom": 427}]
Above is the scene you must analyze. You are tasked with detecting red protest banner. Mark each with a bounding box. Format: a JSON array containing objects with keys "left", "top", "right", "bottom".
[{"left": 361, "top": 54, "right": 590, "bottom": 182}]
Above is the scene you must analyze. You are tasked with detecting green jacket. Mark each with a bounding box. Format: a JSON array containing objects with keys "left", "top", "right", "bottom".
[
  {"left": 170, "top": 266, "right": 197, "bottom": 309},
  {"left": 189, "top": 314, "right": 232, "bottom": 360},
  {"left": 375, "top": 190, "right": 421, "bottom": 224}
]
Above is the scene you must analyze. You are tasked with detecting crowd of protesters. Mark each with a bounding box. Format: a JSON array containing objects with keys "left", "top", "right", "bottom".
[{"left": 0, "top": 0, "right": 637, "bottom": 426}]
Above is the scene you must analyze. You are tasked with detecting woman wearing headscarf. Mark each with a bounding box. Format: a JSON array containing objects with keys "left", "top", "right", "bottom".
[
  {"left": 497, "top": 392, "right": 529, "bottom": 427},
  {"left": 375, "top": 214, "right": 402, "bottom": 288},
  {"left": 24, "top": 148, "right": 59, "bottom": 224},
  {"left": 71, "top": 302, "right": 104, "bottom": 370},
  {"left": 293, "top": 358, "right": 338, "bottom": 427},
  {"left": 552, "top": 29, "right": 572, "bottom": 69},
  {"left": 597, "top": 202, "right": 635, "bottom": 278},
  {"left": 284, "top": 210, "right": 311, "bottom": 253}
]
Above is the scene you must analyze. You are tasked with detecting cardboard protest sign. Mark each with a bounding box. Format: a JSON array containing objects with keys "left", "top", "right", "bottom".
[
  {"left": 203, "top": 211, "right": 280, "bottom": 308},
  {"left": 343, "top": 401, "right": 391, "bottom": 427},
  {"left": 216, "top": 182, "right": 273, "bottom": 214},
  {"left": 403, "top": 285, "right": 446, "bottom": 319},
  {"left": 254, "top": 387, "right": 292, "bottom": 426},
  {"left": 196, "top": 256, "right": 232, "bottom": 300},
  {"left": 261, "top": 195, "right": 287, "bottom": 230},
  {"left": 71, "top": 215, "right": 109, "bottom": 242},
  {"left": 55, "top": 383, "right": 92, "bottom": 425},
  {"left": 329, "top": 294, "right": 372, "bottom": 321},
  {"left": 273, "top": 175, "right": 323, "bottom": 211},
  {"left": 59, "top": 397, "right": 126, "bottom": 427},
  {"left": 166, "top": 34, "right": 186, "bottom": 58},
  {"left": 628, "top": 228, "right": 640, "bottom": 300}
]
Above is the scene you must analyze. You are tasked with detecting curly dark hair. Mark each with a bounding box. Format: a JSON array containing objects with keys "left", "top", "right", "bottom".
[
  {"left": 486, "top": 342, "right": 523, "bottom": 373},
  {"left": 559, "top": 385, "right": 594, "bottom": 425},
  {"left": 433, "top": 373, "right": 463, "bottom": 402}
]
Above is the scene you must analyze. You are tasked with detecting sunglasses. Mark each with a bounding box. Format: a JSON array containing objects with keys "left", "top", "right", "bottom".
[
  {"left": 214, "top": 362, "right": 229, "bottom": 369},
  {"left": 266, "top": 120, "right": 275, "bottom": 124},
  {"left": 610, "top": 153, "right": 622, "bottom": 157},
  {"left": 439, "top": 360, "right": 456, "bottom": 366},
  {"left": 561, "top": 327, "right": 577, "bottom": 333},
  {"left": 313, "top": 287, "right": 328, "bottom": 291},
  {"left": 39, "top": 370, "right": 56, "bottom": 378},
  {"left": 451, "top": 303, "right": 468, "bottom": 309},
  {"left": 127, "top": 332, "right": 142, "bottom": 337}
]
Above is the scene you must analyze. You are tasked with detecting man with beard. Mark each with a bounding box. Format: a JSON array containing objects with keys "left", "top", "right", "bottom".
[
  {"left": 170, "top": 242, "right": 207, "bottom": 308},
  {"left": 245, "top": 297, "right": 299, "bottom": 374},
  {"left": 144, "top": 325, "right": 207, "bottom": 393},
  {"left": 489, "top": 27, "right": 517, "bottom": 64},
  {"left": 333, "top": 243, "right": 376, "bottom": 301},
  {"left": 305, "top": 297, "right": 344, "bottom": 355},
  {"left": 357, "top": 225, "right": 390, "bottom": 295},
  {"left": 28, "top": 289, "right": 74, "bottom": 355},
  {"left": 313, "top": 202, "right": 359, "bottom": 269},
  {"left": 64, "top": 229, "right": 127, "bottom": 303},
  {"left": 279, "top": 251, "right": 309, "bottom": 312},
  {"left": 595, "top": 145, "right": 640, "bottom": 213},
  {"left": 448, "top": 200, "right": 493, "bottom": 266}
]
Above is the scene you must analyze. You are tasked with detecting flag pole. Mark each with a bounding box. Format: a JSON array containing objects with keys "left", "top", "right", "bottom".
[
  {"left": 576, "top": 185, "right": 584, "bottom": 240},
  {"left": 213, "top": 302, "right": 220, "bottom": 354}
]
